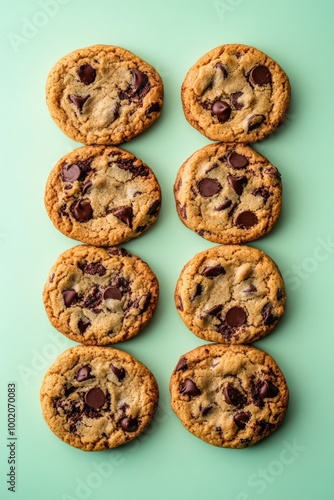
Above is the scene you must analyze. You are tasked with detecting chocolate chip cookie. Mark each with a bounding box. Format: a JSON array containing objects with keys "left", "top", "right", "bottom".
[
  {"left": 43, "top": 245, "right": 159, "bottom": 345},
  {"left": 40, "top": 345, "right": 159, "bottom": 450},
  {"left": 174, "top": 142, "right": 282, "bottom": 244},
  {"left": 44, "top": 145, "right": 161, "bottom": 246},
  {"left": 175, "top": 245, "right": 285, "bottom": 344},
  {"left": 46, "top": 44, "right": 163, "bottom": 145},
  {"left": 181, "top": 44, "right": 290, "bottom": 143},
  {"left": 170, "top": 343, "right": 289, "bottom": 448}
]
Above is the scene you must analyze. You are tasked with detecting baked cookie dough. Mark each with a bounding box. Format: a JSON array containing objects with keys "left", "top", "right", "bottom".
[
  {"left": 43, "top": 245, "right": 159, "bottom": 345},
  {"left": 174, "top": 142, "right": 282, "bottom": 244},
  {"left": 175, "top": 245, "right": 285, "bottom": 343},
  {"left": 170, "top": 343, "right": 289, "bottom": 448},
  {"left": 181, "top": 44, "right": 290, "bottom": 142},
  {"left": 44, "top": 145, "right": 161, "bottom": 246},
  {"left": 40, "top": 345, "right": 159, "bottom": 451},
  {"left": 46, "top": 44, "right": 163, "bottom": 145}
]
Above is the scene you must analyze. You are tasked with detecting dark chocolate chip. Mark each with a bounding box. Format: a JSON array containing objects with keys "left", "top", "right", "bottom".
[
  {"left": 120, "top": 417, "right": 139, "bottom": 432},
  {"left": 112, "top": 206, "right": 133, "bottom": 228},
  {"left": 84, "top": 388, "right": 105, "bottom": 409},
  {"left": 261, "top": 303, "right": 278, "bottom": 326},
  {"left": 176, "top": 295, "right": 184, "bottom": 311},
  {"left": 146, "top": 102, "right": 161, "bottom": 114},
  {"left": 214, "top": 62, "right": 228, "bottom": 78},
  {"left": 62, "top": 289, "right": 77, "bottom": 307},
  {"left": 247, "top": 114, "right": 265, "bottom": 132},
  {"left": 77, "top": 64, "right": 96, "bottom": 85},
  {"left": 223, "top": 383, "right": 246, "bottom": 407},
  {"left": 198, "top": 178, "right": 222, "bottom": 197},
  {"left": 234, "top": 411, "right": 251, "bottom": 429},
  {"left": 82, "top": 180, "right": 93, "bottom": 195},
  {"left": 252, "top": 187, "right": 271, "bottom": 202},
  {"left": 226, "top": 152, "right": 249, "bottom": 169},
  {"left": 82, "top": 262, "right": 106, "bottom": 276},
  {"left": 62, "top": 163, "right": 81, "bottom": 182},
  {"left": 71, "top": 199, "right": 93, "bottom": 222},
  {"left": 200, "top": 405, "right": 213, "bottom": 417},
  {"left": 230, "top": 91, "right": 244, "bottom": 110},
  {"left": 180, "top": 378, "right": 201, "bottom": 397},
  {"left": 108, "top": 247, "right": 129, "bottom": 257},
  {"left": 235, "top": 211, "right": 258, "bottom": 229},
  {"left": 76, "top": 365, "right": 94, "bottom": 382},
  {"left": 242, "top": 284, "right": 257, "bottom": 294},
  {"left": 257, "top": 419, "right": 275, "bottom": 434},
  {"left": 227, "top": 175, "right": 248, "bottom": 196},
  {"left": 104, "top": 286, "right": 123, "bottom": 300},
  {"left": 175, "top": 357, "right": 188, "bottom": 372},
  {"left": 148, "top": 200, "right": 160, "bottom": 216},
  {"left": 191, "top": 283, "right": 203, "bottom": 300},
  {"left": 205, "top": 304, "right": 223, "bottom": 316},
  {"left": 83, "top": 285, "right": 102, "bottom": 311},
  {"left": 225, "top": 306, "right": 247, "bottom": 327},
  {"left": 110, "top": 364, "right": 126, "bottom": 381},
  {"left": 276, "top": 288, "right": 284, "bottom": 302},
  {"left": 68, "top": 94, "right": 90, "bottom": 113},
  {"left": 202, "top": 265, "right": 226, "bottom": 277},
  {"left": 259, "top": 380, "right": 279, "bottom": 399},
  {"left": 215, "top": 199, "right": 232, "bottom": 211},
  {"left": 211, "top": 101, "right": 231, "bottom": 122},
  {"left": 78, "top": 319, "right": 90, "bottom": 333},
  {"left": 249, "top": 65, "right": 271, "bottom": 86},
  {"left": 131, "top": 69, "right": 149, "bottom": 92}
]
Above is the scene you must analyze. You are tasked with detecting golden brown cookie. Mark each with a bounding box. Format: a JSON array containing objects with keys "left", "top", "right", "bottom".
[
  {"left": 175, "top": 245, "right": 285, "bottom": 343},
  {"left": 181, "top": 44, "right": 290, "bottom": 142},
  {"left": 174, "top": 142, "right": 282, "bottom": 244},
  {"left": 170, "top": 343, "right": 289, "bottom": 448},
  {"left": 46, "top": 44, "right": 163, "bottom": 145},
  {"left": 40, "top": 345, "right": 159, "bottom": 451},
  {"left": 44, "top": 145, "right": 161, "bottom": 246},
  {"left": 43, "top": 245, "right": 159, "bottom": 345}
]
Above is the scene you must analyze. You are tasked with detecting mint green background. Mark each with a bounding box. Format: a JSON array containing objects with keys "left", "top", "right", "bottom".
[{"left": 1, "top": 0, "right": 334, "bottom": 498}]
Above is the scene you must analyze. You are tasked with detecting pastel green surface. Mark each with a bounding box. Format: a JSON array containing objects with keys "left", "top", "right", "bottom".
[{"left": 1, "top": 0, "right": 333, "bottom": 499}]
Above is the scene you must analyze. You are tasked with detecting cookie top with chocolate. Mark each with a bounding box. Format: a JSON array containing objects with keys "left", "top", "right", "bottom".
[
  {"left": 46, "top": 45, "right": 163, "bottom": 145},
  {"left": 181, "top": 44, "right": 290, "bottom": 142},
  {"left": 170, "top": 343, "right": 289, "bottom": 448},
  {"left": 44, "top": 145, "right": 161, "bottom": 247},
  {"left": 43, "top": 245, "right": 159, "bottom": 345},
  {"left": 40, "top": 345, "right": 159, "bottom": 451},
  {"left": 175, "top": 245, "right": 285, "bottom": 344},
  {"left": 174, "top": 142, "right": 282, "bottom": 244}
]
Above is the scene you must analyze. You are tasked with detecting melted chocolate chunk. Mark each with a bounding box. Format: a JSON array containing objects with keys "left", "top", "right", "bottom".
[
  {"left": 115, "top": 159, "right": 149, "bottom": 178},
  {"left": 82, "top": 180, "right": 92, "bottom": 194},
  {"left": 276, "top": 288, "right": 284, "bottom": 302},
  {"left": 112, "top": 206, "right": 133, "bottom": 228},
  {"left": 236, "top": 211, "right": 258, "bottom": 229},
  {"left": 252, "top": 187, "right": 271, "bottom": 202},
  {"left": 120, "top": 417, "right": 139, "bottom": 432},
  {"left": 191, "top": 283, "right": 203, "bottom": 300},
  {"left": 211, "top": 101, "right": 231, "bottom": 122},
  {"left": 62, "top": 289, "right": 77, "bottom": 307},
  {"left": 76, "top": 365, "right": 94, "bottom": 382},
  {"left": 261, "top": 303, "right": 278, "bottom": 325},
  {"left": 198, "top": 178, "right": 222, "bottom": 197},
  {"left": 78, "top": 319, "right": 90, "bottom": 333},
  {"left": 146, "top": 102, "right": 161, "bottom": 114},
  {"left": 202, "top": 265, "right": 226, "bottom": 277},
  {"left": 249, "top": 65, "right": 271, "bottom": 86},
  {"left": 259, "top": 380, "right": 279, "bottom": 398},
  {"left": 230, "top": 91, "right": 244, "bottom": 110},
  {"left": 228, "top": 175, "right": 248, "bottom": 196},
  {"left": 77, "top": 64, "right": 96, "bottom": 85},
  {"left": 148, "top": 200, "right": 160, "bottom": 216},
  {"left": 215, "top": 199, "right": 232, "bottom": 211},
  {"left": 226, "top": 152, "right": 249, "bottom": 169},
  {"left": 175, "top": 357, "right": 188, "bottom": 372},
  {"left": 83, "top": 285, "right": 102, "bottom": 311},
  {"left": 81, "top": 262, "right": 106, "bottom": 276},
  {"left": 180, "top": 378, "right": 201, "bottom": 397},
  {"left": 205, "top": 304, "right": 223, "bottom": 316},
  {"left": 131, "top": 69, "right": 149, "bottom": 92},
  {"left": 257, "top": 419, "right": 275, "bottom": 434},
  {"left": 223, "top": 383, "right": 246, "bottom": 407},
  {"left": 108, "top": 247, "right": 129, "bottom": 257},
  {"left": 68, "top": 94, "right": 90, "bottom": 113},
  {"left": 242, "top": 284, "right": 257, "bottom": 294},
  {"left": 110, "top": 364, "right": 126, "bottom": 381},
  {"left": 70, "top": 199, "right": 93, "bottom": 222},
  {"left": 200, "top": 405, "right": 213, "bottom": 417},
  {"left": 104, "top": 286, "right": 123, "bottom": 300},
  {"left": 214, "top": 62, "right": 228, "bottom": 78},
  {"left": 247, "top": 114, "right": 265, "bottom": 132},
  {"left": 62, "top": 163, "right": 81, "bottom": 182},
  {"left": 234, "top": 411, "right": 251, "bottom": 429},
  {"left": 225, "top": 306, "right": 247, "bottom": 327},
  {"left": 84, "top": 388, "right": 106, "bottom": 409}
]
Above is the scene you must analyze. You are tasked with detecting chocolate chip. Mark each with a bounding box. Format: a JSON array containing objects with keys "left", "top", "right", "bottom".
[
  {"left": 205, "top": 304, "right": 223, "bottom": 316},
  {"left": 214, "top": 62, "right": 228, "bottom": 78},
  {"left": 78, "top": 319, "right": 90, "bottom": 333},
  {"left": 234, "top": 412, "right": 251, "bottom": 429},
  {"left": 249, "top": 65, "right": 271, "bottom": 86},
  {"left": 231, "top": 91, "right": 244, "bottom": 110},
  {"left": 176, "top": 295, "right": 184, "bottom": 311},
  {"left": 68, "top": 94, "right": 90, "bottom": 113},
  {"left": 226, "top": 152, "right": 249, "bottom": 169},
  {"left": 261, "top": 303, "right": 278, "bottom": 325},
  {"left": 223, "top": 383, "right": 246, "bottom": 407},
  {"left": 175, "top": 357, "right": 188, "bottom": 372},
  {"left": 257, "top": 419, "right": 275, "bottom": 434},
  {"left": 242, "top": 284, "right": 257, "bottom": 294},
  {"left": 198, "top": 178, "right": 222, "bottom": 197},
  {"left": 200, "top": 405, "right": 213, "bottom": 417},
  {"left": 83, "top": 285, "right": 102, "bottom": 311},
  {"left": 247, "top": 114, "right": 265, "bottom": 131},
  {"left": 84, "top": 388, "right": 105, "bottom": 409},
  {"left": 148, "top": 200, "right": 160, "bottom": 216},
  {"left": 259, "top": 380, "right": 279, "bottom": 398},
  {"left": 77, "top": 64, "right": 96, "bottom": 85},
  {"left": 110, "top": 364, "right": 126, "bottom": 381},
  {"left": 211, "top": 101, "right": 231, "bottom": 122},
  {"left": 146, "top": 102, "right": 161, "bottom": 114},
  {"left": 191, "top": 283, "right": 203, "bottom": 300},
  {"left": 202, "top": 265, "right": 226, "bottom": 277},
  {"left": 112, "top": 206, "right": 133, "bottom": 227},
  {"left": 62, "top": 163, "right": 81, "bottom": 182},
  {"left": 252, "top": 187, "right": 271, "bottom": 202},
  {"left": 76, "top": 365, "right": 94, "bottom": 382},
  {"left": 71, "top": 199, "right": 93, "bottom": 222},
  {"left": 131, "top": 69, "right": 148, "bottom": 92},
  {"left": 82, "top": 262, "right": 106, "bottom": 276},
  {"left": 108, "top": 247, "right": 129, "bottom": 257},
  {"left": 104, "top": 286, "right": 122, "bottom": 300},
  {"left": 225, "top": 306, "right": 247, "bottom": 327},
  {"left": 227, "top": 175, "right": 248, "bottom": 196},
  {"left": 215, "top": 199, "right": 232, "bottom": 211},
  {"left": 82, "top": 180, "right": 92, "bottom": 194},
  {"left": 62, "top": 289, "right": 77, "bottom": 307},
  {"left": 120, "top": 417, "right": 139, "bottom": 432},
  {"left": 180, "top": 378, "right": 201, "bottom": 397},
  {"left": 276, "top": 288, "right": 284, "bottom": 301},
  {"left": 235, "top": 211, "right": 258, "bottom": 229}
]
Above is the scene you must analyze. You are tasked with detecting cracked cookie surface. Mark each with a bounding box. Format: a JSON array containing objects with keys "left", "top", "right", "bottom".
[
  {"left": 174, "top": 142, "right": 282, "bottom": 244},
  {"left": 181, "top": 44, "right": 290, "bottom": 143},
  {"left": 44, "top": 145, "right": 161, "bottom": 246},
  {"left": 40, "top": 345, "right": 159, "bottom": 451},
  {"left": 175, "top": 245, "right": 285, "bottom": 343},
  {"left": 46, "top": 44, "right": 163, "bottom": 145},
  {"left": 170, "top": 343, "right": 288, "bottom": 448},
  {"left": 43, "top": 245, "right": 159, "bottom": 345}
]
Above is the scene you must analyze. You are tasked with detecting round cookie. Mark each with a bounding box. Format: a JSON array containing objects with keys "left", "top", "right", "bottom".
[
  {"left": 174, "top": 142, "right": 282, "bottom": 244},
  {"left": 181, "top": 44, "right": 290, "bottom": 143},
  {"left": 44, "top": 145, "right": 161, "bottom": 246},
  {"left": 43, "top": 245, "right": 159, "bottom": 345},
  {"left": 40, "top": 345, "right": 159, "bottom": 451},
  {"left": 170, "top": 343, "right": 289, "bottom": 448},
  {"left": 46, "top": 44, "right": 163, "bottom": 145},
  {"left": 175, "top": 245, "right": 285, "bottom": 344}
]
